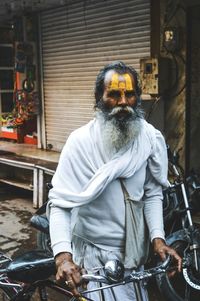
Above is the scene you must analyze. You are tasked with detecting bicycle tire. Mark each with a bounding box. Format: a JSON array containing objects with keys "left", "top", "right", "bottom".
[{"left": 156, "top": 240, "right": 200, "bottom": 301}]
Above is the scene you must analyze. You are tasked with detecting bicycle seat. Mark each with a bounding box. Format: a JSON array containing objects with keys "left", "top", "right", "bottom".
[
  {"left": 6, "top": 250, "right": 55, "bottom": 283},
  {"left": 30, "top": 214, "right": 49, "bottom": 234}
]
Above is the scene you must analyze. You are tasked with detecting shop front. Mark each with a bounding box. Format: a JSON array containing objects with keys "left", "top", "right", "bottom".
[
  {"left": 0, "top": 0, "right": 200, "bottom": 174},
  {"left": 0, "top": 17, "right": 39, "bottom": 146}
]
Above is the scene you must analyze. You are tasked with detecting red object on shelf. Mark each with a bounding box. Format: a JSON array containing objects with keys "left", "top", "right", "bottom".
[
  {"left": 24, "top": 136, "right": 37, "bottom": 145},
  {"left": 0, "top": 128, "right": 24, "bottom": 143},
  {"left": 0, "top": 130, "right": 18, "bottom": 140}
]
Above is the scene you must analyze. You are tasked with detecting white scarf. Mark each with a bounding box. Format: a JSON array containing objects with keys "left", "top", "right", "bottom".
[{"left": 47, "top": 118, "right": 168, "bottom": 213}]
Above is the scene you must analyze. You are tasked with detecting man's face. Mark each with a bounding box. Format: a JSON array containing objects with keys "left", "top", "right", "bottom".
[
  {"left": 97, "top": 70, "right": 141, "bottom": 153},
  {"left": 102, "top": 70, "right": 137, "bottom": 112}
]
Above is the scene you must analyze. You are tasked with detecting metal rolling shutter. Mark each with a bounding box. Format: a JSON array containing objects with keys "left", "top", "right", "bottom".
[{"left": 40, "top": 0, "right": 150, "bottom": 151}]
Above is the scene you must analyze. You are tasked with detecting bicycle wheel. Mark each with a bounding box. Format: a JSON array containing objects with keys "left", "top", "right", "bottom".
[{"left": 156, "top": 240, "right": 200, "bottom": 301}]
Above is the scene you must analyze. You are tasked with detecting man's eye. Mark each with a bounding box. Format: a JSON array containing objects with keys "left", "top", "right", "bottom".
[
  {"left": 125, "top": 91, "right": 136, "bottom": 98},
  {"left": 107, "top": 91, "right": 121, "bottom": 98}
]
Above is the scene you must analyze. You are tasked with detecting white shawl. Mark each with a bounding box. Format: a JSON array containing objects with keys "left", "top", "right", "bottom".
[{"left": 47, "top": 118, "right": 168, "bottom": 214}]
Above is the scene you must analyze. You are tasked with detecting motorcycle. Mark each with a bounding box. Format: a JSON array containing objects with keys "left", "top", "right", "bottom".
[{"left": 156, "top": 147, "right": 200, "bottom": 301}]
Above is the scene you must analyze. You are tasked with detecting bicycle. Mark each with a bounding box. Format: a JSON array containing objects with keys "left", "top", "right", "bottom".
[{"left": 0, "top": 250, "right": 173, "bottom": 301}]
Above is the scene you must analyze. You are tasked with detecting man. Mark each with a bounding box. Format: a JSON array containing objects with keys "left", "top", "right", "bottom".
[{"left": 47, "top": 61, "right": 182, "bottom": 300}]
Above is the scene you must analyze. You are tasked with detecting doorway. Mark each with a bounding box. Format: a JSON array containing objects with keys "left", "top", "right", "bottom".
[{"left": 186, "top": 5, "right": 200, "bottom": 173}]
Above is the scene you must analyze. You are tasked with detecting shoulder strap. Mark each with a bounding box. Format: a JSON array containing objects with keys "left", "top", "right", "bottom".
[{"left": 119, "top": 178, "right": 130, "bottom": 199}]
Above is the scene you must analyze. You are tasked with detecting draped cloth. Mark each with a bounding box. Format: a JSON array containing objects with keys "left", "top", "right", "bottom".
[{"left": 47, "top": 118, "right": 168, "bottom": 215}]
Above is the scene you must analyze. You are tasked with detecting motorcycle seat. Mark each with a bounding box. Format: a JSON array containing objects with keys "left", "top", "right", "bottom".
[
  {"left": 7, "top": 250, "right": 55, "bottom": 283},
  {"left": 30, "top": 214, "right": 49, "bottom": 234}
]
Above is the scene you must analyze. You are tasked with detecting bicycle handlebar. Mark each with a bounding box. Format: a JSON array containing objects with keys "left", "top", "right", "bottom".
[{"left": 81, "top": 256, "right": 171, "bottom": 285}]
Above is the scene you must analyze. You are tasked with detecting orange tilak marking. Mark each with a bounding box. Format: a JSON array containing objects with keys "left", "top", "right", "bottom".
[
  {"left": 123, "top": 73, "right": 134, "bottom": 90},
  {"left": 109, "top": 73, "right": 119, "bottom": 90},
  {"left": 118, "top": 81, "right": 126, "bottom": 90},
  {"left": 109, "top": 73, "right": 134, "bottom": 91}
]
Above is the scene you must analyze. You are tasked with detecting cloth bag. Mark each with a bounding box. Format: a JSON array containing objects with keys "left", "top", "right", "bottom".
[{"left": 120, "top": 180, "right": 150, "bottom": 269}]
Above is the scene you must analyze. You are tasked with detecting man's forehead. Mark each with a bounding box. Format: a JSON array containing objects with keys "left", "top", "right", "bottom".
[{"left": 104, "top": 70, "right": 135, "bottom": 90}]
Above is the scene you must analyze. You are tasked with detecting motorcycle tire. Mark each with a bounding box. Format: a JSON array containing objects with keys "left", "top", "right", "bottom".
[
  {"left": 37, "top": 232, "right": 52, "bottom": 256},
  {"left": 156, "top": 239, "right": 200, "bottom": 301}
]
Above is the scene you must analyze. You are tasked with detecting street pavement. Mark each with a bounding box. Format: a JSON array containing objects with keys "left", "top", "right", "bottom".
[
  {"left": 0, "top": 183, "right": 66, "bottom": 301},
  {"left": 0, "top": 185, "right": 36, "bottom": 258},
  {"left": 0, "top": 183, "right": 164, "bottom": 301}
]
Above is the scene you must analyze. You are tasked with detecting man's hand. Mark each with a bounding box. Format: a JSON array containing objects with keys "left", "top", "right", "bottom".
[
  {"left": 55, "top": 252, "right": 84, "bottom": 297},
  {"left": 153, "top": 238, "right": 182, "bottom": 275}
]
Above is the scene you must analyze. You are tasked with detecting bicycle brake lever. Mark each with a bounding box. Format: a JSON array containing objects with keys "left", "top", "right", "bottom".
[
  {"left": 124, "top": 270, "right": 152, "bottom": 282},
  {"left": 152, "top": 256, "right": 172, "bottom": 275},
  {"left": 124, "top": 256, "right": 172, "bottom": 283}
]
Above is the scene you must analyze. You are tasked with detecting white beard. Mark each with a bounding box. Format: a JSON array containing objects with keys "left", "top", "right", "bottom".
[{"left": 96, "top": 107, "right": 142, "bottom": 157}]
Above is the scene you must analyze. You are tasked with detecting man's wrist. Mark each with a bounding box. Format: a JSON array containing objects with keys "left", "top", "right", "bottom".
[
  {"left": 152, "top": 237, "right": 166, "bottom": 251},
  {"left": 152, "top": 237, "right": 165, "bottom": 244},
  {"left": 55, "top": 252, "right": 73, "bottom": 266}
]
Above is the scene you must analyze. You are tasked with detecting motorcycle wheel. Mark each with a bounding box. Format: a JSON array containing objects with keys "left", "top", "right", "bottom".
[
  {"left": 156, "top": 240, "right": 200, "bottom": 301},
  {"left": 37, "top": 232, "right": 52, "bottom": 255}
]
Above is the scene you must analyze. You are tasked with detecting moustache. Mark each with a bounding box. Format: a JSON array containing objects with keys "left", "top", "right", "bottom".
[{"left": 108, "top": 106, "right": 134, "bottom": 117}]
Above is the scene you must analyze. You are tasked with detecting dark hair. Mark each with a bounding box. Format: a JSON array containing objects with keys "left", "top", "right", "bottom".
[{"left": 94, "top": 61, "right": 142, "bottom": 107}]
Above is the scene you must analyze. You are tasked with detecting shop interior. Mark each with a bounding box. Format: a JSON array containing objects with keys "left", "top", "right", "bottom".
[{"left": 0, "top": 16, "right": 39, "bottom": 145}]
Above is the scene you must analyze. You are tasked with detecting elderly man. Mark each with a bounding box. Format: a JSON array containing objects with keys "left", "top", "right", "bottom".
[{"left": 47, "top": 61, "right": 181, "bottom": 300}]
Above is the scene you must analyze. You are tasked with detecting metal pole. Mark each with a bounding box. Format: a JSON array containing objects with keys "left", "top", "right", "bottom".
[{"left": 133, "top": 282, "right": 143, "bottom": 301}]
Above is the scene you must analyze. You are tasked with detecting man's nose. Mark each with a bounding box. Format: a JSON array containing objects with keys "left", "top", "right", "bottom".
[{"left": 117, "top": 91, "right": 128, "bottom": 105}]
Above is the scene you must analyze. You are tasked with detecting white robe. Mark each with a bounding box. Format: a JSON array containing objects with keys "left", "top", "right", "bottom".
[{"left": 47, "top": 118, "right": 168, "bottom": 213}]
